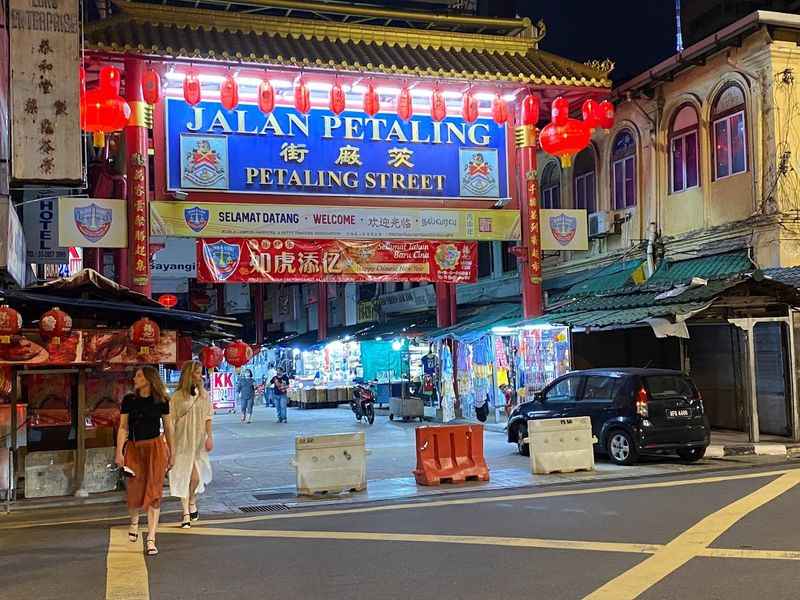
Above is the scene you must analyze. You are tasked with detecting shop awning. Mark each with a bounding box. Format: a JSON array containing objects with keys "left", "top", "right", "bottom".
[{"left": 431, "top": 303, "right": 521, "bottom": 342}]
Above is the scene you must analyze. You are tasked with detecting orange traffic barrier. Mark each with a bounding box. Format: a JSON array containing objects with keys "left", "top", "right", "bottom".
[{"left": 413, "top": 424, "right": 490, "bottom": 486}]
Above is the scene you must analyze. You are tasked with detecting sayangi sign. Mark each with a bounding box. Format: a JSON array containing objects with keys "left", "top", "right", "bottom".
[
  {"left": 58, "top": 197, "right": 127, "bottom": 248},
  {"left": 165, "top": 99, "right": 509, "bottom": 200},
  {"left": 539, "top": 209, "right": 589, "bottom": 251}
]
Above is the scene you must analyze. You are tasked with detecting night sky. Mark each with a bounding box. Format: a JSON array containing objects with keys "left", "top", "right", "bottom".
[{"left": 515, "top": 1, "right": 679, "bottom": 83}]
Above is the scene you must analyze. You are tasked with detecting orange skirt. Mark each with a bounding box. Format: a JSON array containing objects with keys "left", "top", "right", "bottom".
[{"left": 124, "top": 436, "right": 169, "bottom": 509}]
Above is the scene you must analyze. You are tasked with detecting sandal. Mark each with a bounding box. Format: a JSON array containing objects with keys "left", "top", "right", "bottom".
[
  {"left": 146, "top": 539, "right": 159, "bottom": 556},
  {"left": 180, "top": 514, "right": 191, "bottom": 529},
  {"left": 128, "top": 526, "right": 139, "bottom": 543},
  {"left": 189, "top": 504, "right": 199, "bottom": 522}
]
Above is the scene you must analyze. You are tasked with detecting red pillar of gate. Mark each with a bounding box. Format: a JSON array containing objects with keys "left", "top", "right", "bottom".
[
  {"left": 435, "top": 282, "right": 450, "bottom": 328},
  {"left": 517, "top": 142, "right": 543, "bottom": 318},
  {"left": 448, "top": 283, "right": 458, "bottom": 327},
  {"left": 123, "top": 57, "right": 151, "bottom": 296},
  {"left": 317, "top": 283, "right": 328, "bottom": 342}
]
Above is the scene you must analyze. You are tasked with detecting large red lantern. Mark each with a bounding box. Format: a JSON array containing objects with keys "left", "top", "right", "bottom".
[
  {"left": 39, "top": 307, "right": 72, "bottom": 346},
  {"left": 596, "top": 99, "right": 616, "bottom": 130},
  {"left": 224, "top": 340, "right": 253, "bottom": 368},
  {"left": 220, "top": 73, "right": 239, "bottom": 111},
  {"left": 551, "top": 96, "right": 569, "bottom": 126},
  {"left": 258, "top": 79, "right": 275, "bottom": 114},
  {"left": 0, "top": 306, "right": 21, "bottom": 344},
  {"left": 157, "top": 294, "right": 178, "bottom": 309},
  {"left": 462, "top": 88, "right": 478, "bottom": 123},
  {"left": 397, "top": 83, "right": 413, "bottom": 121},
  {"left": 294, "top": 76, "right": 310, "bottom": 114},
  {"left": 183, "top": 70, "right": 201, "bottom": 106},
  {"left": 491, "top": 93, "right": 509, "bottom": 125},
  {"left": 363, "top": 81, "right": 379, "bottom": 117},
  {"left": 431, "top": 85, "right": 446, "bottom": 122},
  {"left": 129, "top": 317, "right": 161, "bottom": 355},
  {"left": 329, "top": 80, "right": 346, "bottom": 115},
  {"left": 540, "top": 118, "right": 592, "bottom": 168},
  {"left": 521, "top": 94, "right": 540, "bottom": 126},
  {"left": 581, "top": 99, "right": 600, "bottom": 131},
  {"left": 199, "top": 345, "right": 224, "bottom": 370},
  {"left": 80, "top": 66, "right": 132, "bottom": 147},
  {"left": 142, "top": 67, "right": 162, "bottom": 105}
]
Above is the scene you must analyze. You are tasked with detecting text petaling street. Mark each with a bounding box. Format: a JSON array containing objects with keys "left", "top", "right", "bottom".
[{"left": 243, "top": 167, "right": 447, "bottom": 193}]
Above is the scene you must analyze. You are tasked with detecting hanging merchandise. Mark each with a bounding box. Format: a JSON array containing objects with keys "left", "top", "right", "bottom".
[
  {"left": 220, "top": 73, "right": 239, "bottom": 111},
  {"left": 363, "top": 80, "right": 379, "bottom": 116},
  {"left": 521, "top": 93, "right": 540, "bottom": 126},
  {"left": 596, "top": 99, "right": 616, "bottom": 130},
  {"left": 491, "top": 92, "right": 509, "bottom": 124},
  {"left": 294, "top": 76, "right": 311, "bottom": 114},
  {"left": 183, "top": 69, "right": 202, "bottom": 106},
  {"left": 456, "top": 343, "right": 475, "bottom": 420},
  {"left": 329, "top": 79, "right": 346, "bottom": 115},
  {"left": 439, "top": 343, "right": 456, "bottom": 422},
  {"left": 257, "top": 79, "right": 275, "bottom": 114},
  {"left": 130, "top": 317, "right": 161, "bottom": 355},
  {"left": 142, "top": 66, "right": 162, "bottom": 105},
  {"left": 397, "top": 82, "right": 413, "bottom": 121},
  {"left": 462, "top": 87, "right": 478, "bottom": 123},
  {"left": 80, "top": 65, "right": 132, "bottom": 148},
  {"left": 581, "top": 98, "right": 600, "bottom": 132},
  {"left": 431, "top": 84, "right": 446, "bottom": 122},
  {"left": 200, "top": 345, "right": 224, "bottom": 370},
  {"left": 39, "top": 307, "right": 73, "bottom": 346},
  {"left": 0, "top": 305, "right": 22, "bottom": 344}
]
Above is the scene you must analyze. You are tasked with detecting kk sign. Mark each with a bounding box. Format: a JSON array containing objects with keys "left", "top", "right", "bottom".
[{"left": 166, "top": 99, "right": 510, "bottom": 200}]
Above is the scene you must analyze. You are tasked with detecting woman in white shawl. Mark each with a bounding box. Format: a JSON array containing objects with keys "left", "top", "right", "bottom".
[{"left": 169, "top": 360, "right": 213, "bottom": 528}]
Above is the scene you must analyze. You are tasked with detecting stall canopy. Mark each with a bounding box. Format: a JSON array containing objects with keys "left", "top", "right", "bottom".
[{"left": 431, "top": 303, "right": 521, "bottom": 342}]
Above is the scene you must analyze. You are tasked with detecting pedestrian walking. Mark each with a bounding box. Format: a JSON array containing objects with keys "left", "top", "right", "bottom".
[
  {"left": 270, "top": 367, "right": 291, "bottom": 423},
  {"left": 237, "top": 369, "right": 256, "bottom": 423},
  {"left": 168, "top": 360, "right": 213, "bottom": 529},
  {"left": 115, "top": 366, "right": 175, "bottom": 557},
  {"left": 264, "top": 363, "right": 277, "bottom": 407}
]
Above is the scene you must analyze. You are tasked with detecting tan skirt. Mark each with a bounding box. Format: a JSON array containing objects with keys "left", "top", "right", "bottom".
[{"left": 124, "top": 436, "right": 169, "bottom": 510}]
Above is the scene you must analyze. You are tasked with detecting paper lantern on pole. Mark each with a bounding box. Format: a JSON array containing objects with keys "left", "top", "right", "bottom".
[
  {"left": 257, "top": 79, "right": 275, "bottom": 115},
  {"left": 596, "top": 99, "right": 616, "bottom": 131},
  {"left": 363, "top": 81, "right": 379, "bottom": 117},
  {"left": 397, "top": 83, "right": 413, "bottom": 121},
  {"left": 462, "top": 88, "right": 478, "bottom": 123},
  {"left": 551, "top": 96, "right": 569, "bottom": 126},
  {"left": 224, "top": 340, "right": 253, "bottom": 369},
  {"left": 431, "top": 85, "right": 446, "bottom": 122},
  {"left": 539, "top": 118, "right": 591, "bottom": 168},
  {"left": 294, "top": 76, "right": 310, "bottom": 114},
  {"left": 80, "top": 65, "right": 132, "bottom": 148},
  {"left": 0, "top": 306, "right": 21, "bottom": 344},
  {"left": 200, "top": 345, "right": 224, "bottom": 370},
  {"left": 142, "top": 67, "right": 162, "bottom": 105},
  {"left": 329, "top": 79, "right": 346, "bottom": 115},
  {"left": 491, "top": 92, "right": 509, "bottom": 124},
  {"left": 220, "top": 73, "right": 239, "bottom": 111},
  {"left": 39, "top": 307, "right": 73, "bottom": 346},
  {"left": 521, "top": 94, "right": 540, "bottom": 126},
  {"left": 183, "top": 70, "right": 201, "bottom": 106},
  {"left": 129, "top": 317, "right": 161, "bottom": 355}
]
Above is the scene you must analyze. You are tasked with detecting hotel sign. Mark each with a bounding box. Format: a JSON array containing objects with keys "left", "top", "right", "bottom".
[{"left": 165, "top": 99, "right": 509, "bottom": 200}]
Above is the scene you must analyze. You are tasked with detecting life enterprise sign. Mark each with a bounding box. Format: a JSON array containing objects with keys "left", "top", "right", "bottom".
[{"left": 166, "top": 99, "right": 509, "bottom": 200}]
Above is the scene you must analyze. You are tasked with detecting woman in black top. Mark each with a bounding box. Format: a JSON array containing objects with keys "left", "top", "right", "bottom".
[{"left": 115, "top": 366, "right": 175, "bottom": 556}]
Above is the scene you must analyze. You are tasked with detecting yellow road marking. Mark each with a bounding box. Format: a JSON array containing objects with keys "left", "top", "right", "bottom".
[
  {"left": 0, "top": 509, "right": 182, "bottom": 531},
  {"left": 105, "top": 526, "right": 149, "bottom": 600},
  {"left": 583, "top": 469, "right": 800, "bottom": 599},
  {"left": 700, "top": 548, "right": 800, "bottom": 560}
]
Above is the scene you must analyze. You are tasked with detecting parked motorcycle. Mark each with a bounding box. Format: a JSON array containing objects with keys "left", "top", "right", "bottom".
[{"left": 351, "top": 378, "right": 376, "bottom": 425}]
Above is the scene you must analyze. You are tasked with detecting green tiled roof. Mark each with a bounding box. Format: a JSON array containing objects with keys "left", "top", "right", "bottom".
[
  {"left": 765, "top": 267, "right": 800, "bottom": 289},
  {"left": 564, "top": 260, "right": 644, "bottom": 296},
  {"left": 544, "top": 302, "right": 710, "bottom": 328},
  {"left": 646, "top": 251, "right": 753, "bottom": 289}
]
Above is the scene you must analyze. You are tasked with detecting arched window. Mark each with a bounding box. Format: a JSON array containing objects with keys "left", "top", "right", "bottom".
[
  {"left": 541, "top": 162, "right": 561, "bottom": 209},
  {"left": 670, "top": 105, "right": 699, "bottom": 193},
  {"left": 711, "top": 84, "right": 747, "bottom": 180},
  {"left": 573, "top": 147, "right": 596, "bottom": 213},
  {"left": 611, "top": 129, "right": 636, "bottom": 209}
]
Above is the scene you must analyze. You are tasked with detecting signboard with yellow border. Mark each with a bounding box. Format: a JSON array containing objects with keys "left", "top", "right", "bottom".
[{"left": 539, "top": 209, "right": 588, "bottom": 251}]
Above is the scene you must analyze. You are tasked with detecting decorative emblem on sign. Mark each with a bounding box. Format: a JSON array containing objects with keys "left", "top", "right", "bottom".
[
  {"left": 203, "top": 240, "right": 241, "bottom": 281},
  {"left": 184, "top": 206, "right": 210, "bottom": 233},
  {"left": 549, "top": 212, "right": 578, "bottom": 246},
  {"left": 180, "top": 135, "right": 228, "bottom": 189},
  {"left": 459, "top": 149, "right": 499, "bottom": 197},
  {"left": 74, "top": 203, "right": 113, "bottom": 243},
  {"left": 434, "top": 244, "right": 462, "bottom": 270}
]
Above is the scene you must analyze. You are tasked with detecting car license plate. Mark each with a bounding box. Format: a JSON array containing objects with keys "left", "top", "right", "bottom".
[{"left": 667, "top": 408, "right": 690, "bottom": 419}]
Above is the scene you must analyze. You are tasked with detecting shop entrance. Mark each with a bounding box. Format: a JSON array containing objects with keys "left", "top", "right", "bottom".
[{"left": 753, "top": 322, "right": 792, "bottom": 437}]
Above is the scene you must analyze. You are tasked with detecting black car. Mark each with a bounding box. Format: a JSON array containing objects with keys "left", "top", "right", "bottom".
[{"left": 507, "top": 368, "right": 710, "bottom": 465}]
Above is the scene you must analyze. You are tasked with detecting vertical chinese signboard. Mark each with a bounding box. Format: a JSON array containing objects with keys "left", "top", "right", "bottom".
[
  {"left": 8, "top": 0, "right": 81, "bottom": 184},
  {"left": 130, "top": 154, "right": 149, "bottom": 286},
  {"left": 525, "top": 172, "right": 542, "bottom": 283}
]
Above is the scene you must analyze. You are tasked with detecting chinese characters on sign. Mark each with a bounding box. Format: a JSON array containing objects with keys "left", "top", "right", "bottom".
[
  {"left": 197, "top": 238, "right": 477, "bottom": 284},
  {"left": 130, "top": 153, "right": 149, "bottom": 286},
  {"left": 9, "top": 0, "right": 81, "bottom": 183},
  {"left": 526, "top": 172, "right": 542, "bottom": 283}
]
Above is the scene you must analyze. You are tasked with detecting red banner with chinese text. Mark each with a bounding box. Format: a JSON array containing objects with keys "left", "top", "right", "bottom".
[{"left": 196, "top": 238, "right": 477, "bottom": 284}]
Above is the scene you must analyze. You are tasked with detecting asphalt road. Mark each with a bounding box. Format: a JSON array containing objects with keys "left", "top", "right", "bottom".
[{"left": 5, "top": 462, "right": 800, "bottom": 600}]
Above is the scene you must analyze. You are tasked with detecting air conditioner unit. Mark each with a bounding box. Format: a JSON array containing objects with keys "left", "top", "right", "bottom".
[{"left": 588, "top": 211, "right": 615, "bottom": 238}]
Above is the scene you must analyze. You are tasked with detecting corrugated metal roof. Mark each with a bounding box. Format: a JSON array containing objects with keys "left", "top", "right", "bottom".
[
  {"left": 564, "top": 260, "right": 644, "bottom": 296},
  {"left": 765, "top": 267, "right": 800, "bottom": 289},
  {"left": 645, "top": 251, "right": 753, "bottom": 289},
  {"left": 431, "top": 303, "right": 520, "bottom": 341}
]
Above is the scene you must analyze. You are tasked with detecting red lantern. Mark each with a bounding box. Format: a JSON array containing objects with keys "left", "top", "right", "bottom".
[
  {"left": 142, "top": 67, "right": 162, "bottom": 105},
  {"left": 80, "top": 66, "right": 132, "bottom": 146},
  {"left": 39, "top": 307, "right": 72, "bottom": 346},
  {"left": 157, "top": 294, "right": 178, "bottom": 309},
  {"left": 224, "top": 340, "right": 253, "bottom": 368},
  {"left": 596, "top": 99, "right": 616, "bottom": 130},
  {"left": 183, "top": 70, "right": 201, "bottom": 106},
  {"left": 551, "top": 96, "right": 569, "bottom": 126},
  {"left": 431, "top": 86, "right": 446, "bottom": 122},
  {"left": 521, "top": 94, "right": 540, "bottom": 126},
  {"left": 462, "top": 88, "right": 478, "bottom": 123},
  {"left": 491, "top": 93, "right": 509, "bottom": 125},
  {"left": 0, "top": 306, "right": 21, "bottom": 344},
  {"left": 294, "top": 77, "right": 310, "bottom": 114},
  {"left": 329, "top": 80, "right": 346, "bottom": 115},
  {"left": 129, "top": 317, "right": 161, "bottom": 355},
  {"left": 220, "top": 73, "right": 239, "bottom": 111},
  {"left": 363, "top": 81, "right": 379, "bottom": 117},
  {"left": 199, "top": 345, "right": 224, "bottom": 370},
  {"left": 581, "top": 99, "right": 600, "bottom": 131},
  {"left": 397, "top": 83, "right": 413, "bottom": 121},
  {"left": 257, "top": 79, "right": 275, "bottom": 115},
  {"left": 539, "top": 118, "right": 592, "bottom": 168}
]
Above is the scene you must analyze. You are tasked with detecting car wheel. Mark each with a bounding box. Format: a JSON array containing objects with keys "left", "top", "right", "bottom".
[
  {"left": 515, "top": 424, "right": 529, "bottom": 457},
  {"left": 607, "top": 430, "right": 638, "bottom": 466},
  {"left": 677, "top": 447, "right": 706, "bottom": 462}
]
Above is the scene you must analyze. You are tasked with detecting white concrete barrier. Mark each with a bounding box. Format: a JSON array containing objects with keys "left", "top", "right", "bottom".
[
  {"left": 292, "top": 432, "right": 367, "bottom": 496},
  {"left": 526, "top": 417, "right": 595, "bottom": 475}
]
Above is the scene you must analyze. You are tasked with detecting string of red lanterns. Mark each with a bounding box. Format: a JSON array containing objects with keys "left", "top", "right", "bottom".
[
  {"left": 79, "top": 65, "right": 132, "bottom": 148},
  {"left": 539, "top": 95, "right": 616, "bottom": 167}
]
